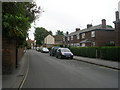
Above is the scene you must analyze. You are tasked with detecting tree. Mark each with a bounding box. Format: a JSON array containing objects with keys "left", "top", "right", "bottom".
[
  {"left": 2, "top": 2, "right": 41, "bottom": 69},
  {"left": 56, "top": 30, "right": 64, "bottom": 35},
  {"left": 48, "top": 31, "right": 53, "bottom": 35},
  {"left": 34, "top": 27, "right": 49, "bottom": 45},
  {"left": 2, "top": 2, "right": 40, "bottom": 47}
]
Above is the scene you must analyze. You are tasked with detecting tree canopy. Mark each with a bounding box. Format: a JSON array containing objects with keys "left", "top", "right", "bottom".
[
  {"left": 56, "top": 30, "right": 64, "bottom": 35},
  {"left": 34, "top": 27, "right": 52, "bottom": 45},
  {"left": 2, "top": 2, "right": 40, "bottom": 47}
]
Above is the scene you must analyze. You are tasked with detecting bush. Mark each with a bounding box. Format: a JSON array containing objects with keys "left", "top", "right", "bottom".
[
  {"left": 101, "top": 46, "right": 120, "bottom": 61},
  {"left": 69, "top": 47, "right": 97, "bottom": 58},
  {"left": 69, "top": 46, "right": 120, "bottom": 61}
]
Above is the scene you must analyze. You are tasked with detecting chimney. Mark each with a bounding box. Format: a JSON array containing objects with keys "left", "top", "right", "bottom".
[
  {"left": 115, "top": 11, "right": 119, "bottom": 21},
  {"left": 87, "top": 24, "right": 92, "bottom": 29},
  {"left": 102, "top": 19, "right": 106, "bottom": 28},
  {"left": 76, "top": 28, "right": 80, "bottom": 32},
  {"left": 66, "top": 31, "right": 69, "bottom": 35}
]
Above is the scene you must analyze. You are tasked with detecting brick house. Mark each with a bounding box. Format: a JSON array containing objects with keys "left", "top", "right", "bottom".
[
  {"left": 63, "top": 19, "right": 115, "bottom": 47},
  {"left": 113, "top": 11, "right": 120, "bottom": 46},
  {"left": 54, "top": 35, "right": 64, "bottom": 45}
]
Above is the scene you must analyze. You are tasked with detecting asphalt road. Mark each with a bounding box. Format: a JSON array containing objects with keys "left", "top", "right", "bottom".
[{"left": 22, "top": 50, "right": 118, "bottom": 88}]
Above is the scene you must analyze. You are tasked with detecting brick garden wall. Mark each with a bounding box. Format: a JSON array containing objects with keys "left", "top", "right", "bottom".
[
  {"left": 2, "top": 37, "right": 25, "bottom": 74},
  {"left": 2, "top": 38, "right": 16, "bottom": 74}
]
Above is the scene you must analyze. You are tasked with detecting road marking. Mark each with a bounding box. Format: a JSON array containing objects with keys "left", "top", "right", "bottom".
[{"left": 18, "top": 53, "right": 30, "bottom": 90}]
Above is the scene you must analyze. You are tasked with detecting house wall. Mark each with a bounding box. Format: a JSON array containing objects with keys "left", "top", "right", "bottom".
[
  {"left": 96, "top": 30, "right": 115, "bottom": 46},
  {"left": 44, "top": 35, "right": 55, "bottom": 44}
]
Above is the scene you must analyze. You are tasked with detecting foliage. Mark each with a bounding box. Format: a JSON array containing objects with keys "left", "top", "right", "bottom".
[
  {"left": 101, "top": 46, "right": 120, "bottom": 61},
  {"left": 2, "top": 2, "right": 40, "bottom": 47},
  {"left": 56, "top": 30, "right": 64, "bottom": 35},
  {"left": 34, "top": 27, "right": 49, "bottom": 45},
  {"left": 68, "top": 46, "right": 120, "bottom": 61},
  {"left": 48, "top": 31, "right": 53, "bottom": 35},
  {"left": 69, "top": 47, "right": 97, "bottom": 58}
]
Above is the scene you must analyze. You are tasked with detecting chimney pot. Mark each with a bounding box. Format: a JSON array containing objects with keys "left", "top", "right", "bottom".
[
  {"left": 76, "top": 28, "right": 80, "bottom": 32},
  {"left": 66, "top": 31, "right": 69, "bottom": 35},
  {"left": 116, "top": 11, "right": 119, "bottom": 21},
  {"left": 87, "top": 24, "right": 92, "bottom": 29},
  {"left": 102, "top": 19, "right": 106, "bottom": 28}
]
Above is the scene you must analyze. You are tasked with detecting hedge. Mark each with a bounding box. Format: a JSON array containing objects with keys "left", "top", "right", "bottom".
[
  {"left": 69, "top": 47, "right": 97, "bottom": 58},
  {"left": 68, "top": 46, "right": 120, "bottom": 61},
  {"left": 100, "top": 46, "right": 120, "bottom": 61}
]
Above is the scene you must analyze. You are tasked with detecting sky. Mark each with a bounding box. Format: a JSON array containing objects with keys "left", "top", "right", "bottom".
[{"left": 29, "top": 0, "right": 120, "bottom": 40}]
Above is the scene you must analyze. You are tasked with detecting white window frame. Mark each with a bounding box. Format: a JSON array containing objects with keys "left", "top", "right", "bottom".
[
  {"left": 71, "top": 36, "right": 73, "bottom": 40},
  {"left": 77, "top": 34, "right": 80, "bottom": 39},
  {"left": 92, "top": 42, "right": 96, "bottom": 46},
  {"left": 82, "top": 33, "right": 85, "bottom": 39},
  {"left": 67, "top": 37, "right": 70, "bottom": 41},
  {"left": 91, "top": 31, "right": 95, "bottom": 37}
]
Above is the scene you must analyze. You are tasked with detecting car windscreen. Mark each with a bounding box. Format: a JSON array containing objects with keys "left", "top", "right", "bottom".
[
  {"left": 61, "top": 48, "right": 70, "bottom": 52},
  {"left": 43, "top": 48, "right": 49, "bottom": 51}
]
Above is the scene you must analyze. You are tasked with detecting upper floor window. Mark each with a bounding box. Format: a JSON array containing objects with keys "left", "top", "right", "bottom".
[
  {"left": 82, "top": 33, "right": 85, "bottom": 39},
  {"left": 71, "top": 36, "right": 73, "bottom": 40},
  {"left": 63, "top": 37, "right": 65, "bottom": 41},
  {"left": 67, "top": 37, "right": 70, "bottom": 41},
  {"left": 91, "top": 31, "right": 95, "bottom": 37},
  {"left": 77, "top": 34, "right": 80, "bottom": 39}
]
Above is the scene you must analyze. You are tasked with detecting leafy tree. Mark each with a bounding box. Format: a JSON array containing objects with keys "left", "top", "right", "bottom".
[
  {"left": 34, "top": 27, "right": 49, "bottom": 45},
  {"left": 48, "top": 31, "right": 53, "bottom": 35},
  {"left": 2, "top": 2, "right": 40, "bottom": 47},
  {"left": 56, "top": 30, "right": 64, "bottom": 35}
]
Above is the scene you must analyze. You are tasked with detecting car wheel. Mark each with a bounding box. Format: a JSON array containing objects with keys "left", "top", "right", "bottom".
[
  {"left": 58, "top": 55, "right": 62, "bottom": 59},
  {"left": 56, "top": 55, "right": 58, "bottom": 58}
]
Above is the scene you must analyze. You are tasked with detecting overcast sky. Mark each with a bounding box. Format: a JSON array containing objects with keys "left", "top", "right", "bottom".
[{"left": 29, "top": 0, "right": 120, "bottom": 40}]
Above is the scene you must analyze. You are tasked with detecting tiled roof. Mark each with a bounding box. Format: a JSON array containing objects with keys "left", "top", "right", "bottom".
[{"left": 66, "top": 24, "right": 114, "bottom": 36}]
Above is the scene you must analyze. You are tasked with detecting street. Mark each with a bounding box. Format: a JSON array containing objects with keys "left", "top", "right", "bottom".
[{"left": 22, "top": 50, "right": 118, "bottom": 88}]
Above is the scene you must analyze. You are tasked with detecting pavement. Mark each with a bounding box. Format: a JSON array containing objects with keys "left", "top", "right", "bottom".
[
  {"left": 2, "top": 51, "right": 29, "bottom": 89},
  {"left": 2, "top": 50, "right": 119, "bottom": 88},
  {"left": 73, "top": 56, "right": 120, "bottom": 70}
]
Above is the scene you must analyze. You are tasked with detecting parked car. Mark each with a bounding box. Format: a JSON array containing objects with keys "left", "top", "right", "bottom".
[
  {"left": 50, "top": 46, "right": 60, "bottom": 56},
  {"left": 36, "top": 47, "right": 40, "bottom": 51},
  {"left": 56, "top": 48, "right": 73, "bottom": 59},
  {"left": 41, "top": 47, "right": 49, "bottom": 53}
]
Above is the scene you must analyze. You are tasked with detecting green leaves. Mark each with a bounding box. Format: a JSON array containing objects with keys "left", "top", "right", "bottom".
[
  {"left": 2, "top": 2, "right": 40, "bottom": 47},
  {"left": 34, "top": 27, "right": 50, "bottom": 45}
]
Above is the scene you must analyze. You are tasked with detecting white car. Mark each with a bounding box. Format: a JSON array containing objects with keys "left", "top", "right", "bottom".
[{"left": 41, "top": 47, "right": 49, "bottom": 53}]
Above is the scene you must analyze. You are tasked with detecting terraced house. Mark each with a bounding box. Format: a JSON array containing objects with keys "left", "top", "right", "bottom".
[{"left": 63, "top": 19, "right": 115, "bottom": 47}]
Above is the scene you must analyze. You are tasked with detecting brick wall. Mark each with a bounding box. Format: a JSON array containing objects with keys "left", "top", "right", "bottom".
[
  {"left": 2, "top": 38, "right": 16, "bottom": 74},
  {"left": 2, "top": 37, "right": 25, "bottom": 74},
  {"left": 96, "top": 30, "right": 115, "bottom": 46}
]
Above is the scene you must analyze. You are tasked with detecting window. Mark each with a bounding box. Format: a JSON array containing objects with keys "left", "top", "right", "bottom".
[
  {"left": 82, "top": 33, "right": 85, "bottom": 39},
  {"left": 77, "top": 43, "right": 80, "bottom": 47},
  {"left": 71, "top": 43, "right": 73, "bottom": 46},
  {"left": 92, "top": 42, "right": 95, "bottom": 46},
  {"left": 77, "top": 34, "right": 80, "bottom": 39},
  {"left": 67, "top": 37, "right": 70, "bottom": 41},
  {"left": 71, "top": 36, "right": 73, "bottom": 40},
  {"left": 91, "top": 31, "right": 95, "bottom": 37},
  {"left": 63, "top": 37, "right": 65, "bottom": 41}
]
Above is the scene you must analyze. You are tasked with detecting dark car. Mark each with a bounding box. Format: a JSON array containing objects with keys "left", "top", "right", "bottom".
[
  {"left": 50, "top": 46, "right": 60, "bottom": 56},
  {"left": 56, "top": 48, "right": 73, "bottom": 59}
]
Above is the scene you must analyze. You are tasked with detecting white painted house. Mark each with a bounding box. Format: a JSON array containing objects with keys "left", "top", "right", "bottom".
[{"left": 44, "top": 34, "right": 55, "bottom": 45}]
